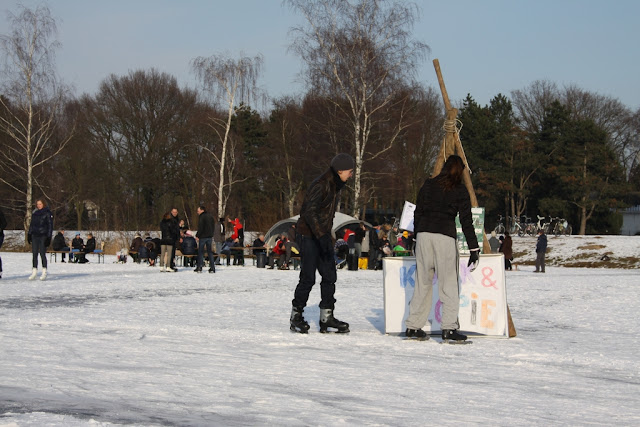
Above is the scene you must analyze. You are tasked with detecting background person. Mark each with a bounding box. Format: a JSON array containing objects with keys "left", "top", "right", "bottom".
[
  {"left": 28, "top": 199, "right": 53, "bottom": 280},
  {"left": 160, "top": 212, "right": 175, "bottom": 272},
  {"left": 535, "top": 230, "right": 547, "bottom": 273},
  {"left": 195, "top": 206, "right": 215, "bottom": 273},
  {"left": 500, "top": 231, "right": 513, "bottom": 271},
  {"left": 52, "top": 229, "right": 71, "bottom": 262}
]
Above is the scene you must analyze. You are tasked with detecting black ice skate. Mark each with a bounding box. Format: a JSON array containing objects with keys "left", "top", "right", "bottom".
[
  {"left": 319, "top": 308, "right": 350, "bottom": 333},
  {"left": 441, "top": 329, "right": 471, "bottom": 344},
  {"left": 290, "top": 306, "right": 310, "bottom": 334},
  {"left": 404, "top": 328, "right": 429, "bottom": 341}
]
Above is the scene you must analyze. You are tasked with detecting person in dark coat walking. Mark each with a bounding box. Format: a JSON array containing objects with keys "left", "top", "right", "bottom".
[
  {"left": 405, "top": 155, "right": 479, "bottom": 342},
  {"left": 535, "top": 230, "right": 548, "bottom": 273},
  {"left": 290, "top": 153, "right": 354, "bottom": 334},
  {"left": 160, "top": 212, "right": 175, "bottom": 272},
  {"left": 195, "top": 205, "right": 215, "bottom": 273},
  {"left": 213, "top": 217, "right": 224, "bottom": 265},
  {"left": 0, "top": 208, "right": 6, "bottom": 279},
  {"left": 499, "top": 232, "right": 513, "bottom": 271},
  {"left": 368, "top": 224, "right": 381, "bottom": 270},
  {"left": 28, "top": 199, "right": 53, "bottom": 280}
]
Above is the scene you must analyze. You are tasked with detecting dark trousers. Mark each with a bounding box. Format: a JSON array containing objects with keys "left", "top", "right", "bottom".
[
  {"left": 292, "top": 236, "right": 337, "bottom": 309},
  {"left": 535, "top": 251, "right": 546, "bottom": 272},
  {"left": 0, "top": 231, "right": 4, "bottom": 272},
  {"left": 170, "top": 244, "right": 177, "bottom": 268},
  {"left": 197, "top": 237, "right": 215, "bottom": 270},
  {"left": 32, "top": 235, "right": 48, "bottom": 268},
  {"left": 368, "top": 247, "right": 379, "bottom": 270},
  {"left": 269, "top": 252, "right": 286, "bottom": 268}
]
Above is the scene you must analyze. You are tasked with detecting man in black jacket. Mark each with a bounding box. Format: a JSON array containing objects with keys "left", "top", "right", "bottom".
[
  {"left": 290, "top": 153, "right": 354, "bottom": 334},
  {"left": 195, "top": 205, "right": 215, "bottom": 273}
]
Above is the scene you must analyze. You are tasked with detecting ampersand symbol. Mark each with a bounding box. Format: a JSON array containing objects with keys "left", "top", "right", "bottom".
[{"left": 481, "top": 266, "right": 497, "bottom": 289}]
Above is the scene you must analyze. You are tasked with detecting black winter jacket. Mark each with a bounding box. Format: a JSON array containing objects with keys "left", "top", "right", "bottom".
[
  {"left": 181, "top": 236, "right": 197, "bottom": 255},
  {"left": 85, "top": 237, "right": 96, "bottom": 253},
  {"left": 160, "top": 218, "right": 175, "bottom": 245},
  {"left": 28, "top": 207, "right": 53, "bottom": 238},
  {"left": 197, "top": 211, "right": 215, "bottom": 239},
  {"left": 52, "top": 232, "right": 67, "bottom": 250},
  {"left": 413, "top": 176, "right": 479, "bottom": 250},
  {"left": 536, "top": 233, "right": 547, "bottom": 253},
  {"left": 297, "top": 168, "right": 346, "bottom": 239}
]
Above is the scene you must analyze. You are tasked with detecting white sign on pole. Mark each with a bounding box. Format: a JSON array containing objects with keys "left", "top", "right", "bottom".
[
  {"left": 399, "top": 201, "right": 415, "bottom": 232},
  {"left": 382, "top": 254, "right": 508, "bottom": 337}
]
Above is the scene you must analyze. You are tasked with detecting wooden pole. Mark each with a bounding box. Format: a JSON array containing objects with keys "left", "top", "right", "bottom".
[{"left": 432, "top": 58, "right": 516, "bottom": 337}]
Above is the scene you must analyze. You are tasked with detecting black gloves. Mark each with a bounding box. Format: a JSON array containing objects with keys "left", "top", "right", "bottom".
[
  {"left": 27, "top": 234, "right": 32, "bottom": 244},
  {"left": 318, "top": 234, "right": 334, "bottom": 259},
  {"left": 45, "top": 237, "right": 51, "bottom": 247},
  {"left": 468, "top": 250, "right": 479, "bottom": 272}
]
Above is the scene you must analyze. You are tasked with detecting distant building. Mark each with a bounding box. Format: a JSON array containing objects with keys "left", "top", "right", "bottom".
[{"left": 620, "top": 206, "right": 640, "bottom": 235}]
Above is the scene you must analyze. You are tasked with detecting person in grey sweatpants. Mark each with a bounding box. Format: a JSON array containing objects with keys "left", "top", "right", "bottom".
[
  {"left": 404, "top": 155, "right": 479, "bottom": 342},
  {"left": 406, "top": 232, "right": 461, "bottom": 332}
]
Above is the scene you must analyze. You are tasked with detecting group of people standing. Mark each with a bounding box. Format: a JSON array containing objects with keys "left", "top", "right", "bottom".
[{"left": 488, "top": 227, "right": 548, "bottom": 273}]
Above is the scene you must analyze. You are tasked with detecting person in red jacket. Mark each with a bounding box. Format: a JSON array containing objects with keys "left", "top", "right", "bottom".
[
  {"left": 228, "top": 217, "right": 244, "bottom": 265},
  {"left": 268, "top": 234, "right": 288, "bottom": 269}
]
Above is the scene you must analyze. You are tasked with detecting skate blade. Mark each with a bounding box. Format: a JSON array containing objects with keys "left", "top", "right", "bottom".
[
  {"left": 290, "top": 326, "right": 309, "bottom": 334},
  {"left": 319, "top": 328, "right": 350, "bottom": 334},
  {"left": 403, "top": 336, "right": 430, "bottom": 341},
  {"left": 441, "top": 339, "right": 472, "bottom": 345}
]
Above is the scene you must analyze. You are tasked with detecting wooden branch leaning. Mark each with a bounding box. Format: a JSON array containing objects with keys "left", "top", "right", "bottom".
[{"left": 432, "top": 59, "right": 516, "bottom": 337}]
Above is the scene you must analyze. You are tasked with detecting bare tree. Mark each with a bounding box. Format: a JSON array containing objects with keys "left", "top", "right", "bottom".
[
  {"left": 267, "top": 96, "right": 307, "bottom": 217},
  {"left": 0, "top": 4, "right": 73, "bottom": 234},
  {"left": 79, "top": 69, "right": 199, "bottom": 228},
  {"left": 511, "top": 80, "right": 559, "bottom": 134},
  {"left": 191, "top": 53, "right": 264, "bottom": 219},
  {"left": 287, "top": 0, "right": 428, "bottom": 217}
]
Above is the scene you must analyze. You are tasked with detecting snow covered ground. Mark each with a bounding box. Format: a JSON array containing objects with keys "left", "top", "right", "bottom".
[{"left": 0, "top": 239, "right": 639, "bottom": 426}]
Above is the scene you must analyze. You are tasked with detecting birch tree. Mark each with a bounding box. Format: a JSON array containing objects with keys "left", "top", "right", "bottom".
[
  {"left": 287, "top": 0, "right": 428, "bottom": 217},
  {"left": 191, "top": 53, "right": 264, "bottom": 219},
  {"left": 0, "top": 4, "right": 73, "bottom": 233}
]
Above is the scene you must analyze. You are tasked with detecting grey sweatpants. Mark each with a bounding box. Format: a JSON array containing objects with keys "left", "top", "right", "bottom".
[{"left": 406, "top": 232, "right": 461, "bottom": 331}]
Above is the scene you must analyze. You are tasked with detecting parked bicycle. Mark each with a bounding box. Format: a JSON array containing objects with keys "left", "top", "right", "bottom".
[{"left": 551, "top": 217, "right": 572, "bottom": 236}]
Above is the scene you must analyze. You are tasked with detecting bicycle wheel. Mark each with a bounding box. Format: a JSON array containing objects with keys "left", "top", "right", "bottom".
[{"left": 565, "top": 225, "right": 572, "bottom": 236}]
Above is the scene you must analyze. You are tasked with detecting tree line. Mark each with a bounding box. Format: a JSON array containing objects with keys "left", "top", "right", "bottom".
[{"left": 1, "top": 2, "right": 638, "bottom": 238}]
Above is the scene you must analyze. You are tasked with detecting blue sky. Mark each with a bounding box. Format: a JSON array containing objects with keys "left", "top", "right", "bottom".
[{"left": 1, "top": 0, "right": 639, "bottom": 110}]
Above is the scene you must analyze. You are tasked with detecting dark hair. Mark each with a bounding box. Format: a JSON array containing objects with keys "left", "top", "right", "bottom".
[
  {"left": 163, "top": 212, "right": 172, "bottom": 220},
  {"left": 199, "top": 205, "right": 206, "bottom": 211},
  {"left": 438, "top": 155, "right": 466, "bottom": 190}
]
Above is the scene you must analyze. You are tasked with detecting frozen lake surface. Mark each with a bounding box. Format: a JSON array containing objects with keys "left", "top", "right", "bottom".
[{"left": 0, "top": 247, "right": 639, "bottom": 426}]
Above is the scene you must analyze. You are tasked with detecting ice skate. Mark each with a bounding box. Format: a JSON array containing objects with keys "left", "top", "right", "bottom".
[
  {"left": 40, "top": 268, "right": 47, "bottom": 281},
  {"left": 404, "top": 328, "right": 429, "bottom": 341},
  {"left": 319, "top": 308, "right": 349, "bottom": 333},
  {"left": 28, "top": 268, "right": 37, "bottom": 280},
  {"left": 290, "top": 306, "right": 310, "bottom": 334},
  {"left": 441, "top": 329, "right": 471, "bottom": 344}
]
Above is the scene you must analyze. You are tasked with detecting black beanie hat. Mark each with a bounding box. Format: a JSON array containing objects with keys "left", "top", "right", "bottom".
[{"left": 331, "top": 153, "right": 355, "bottom": 171}]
